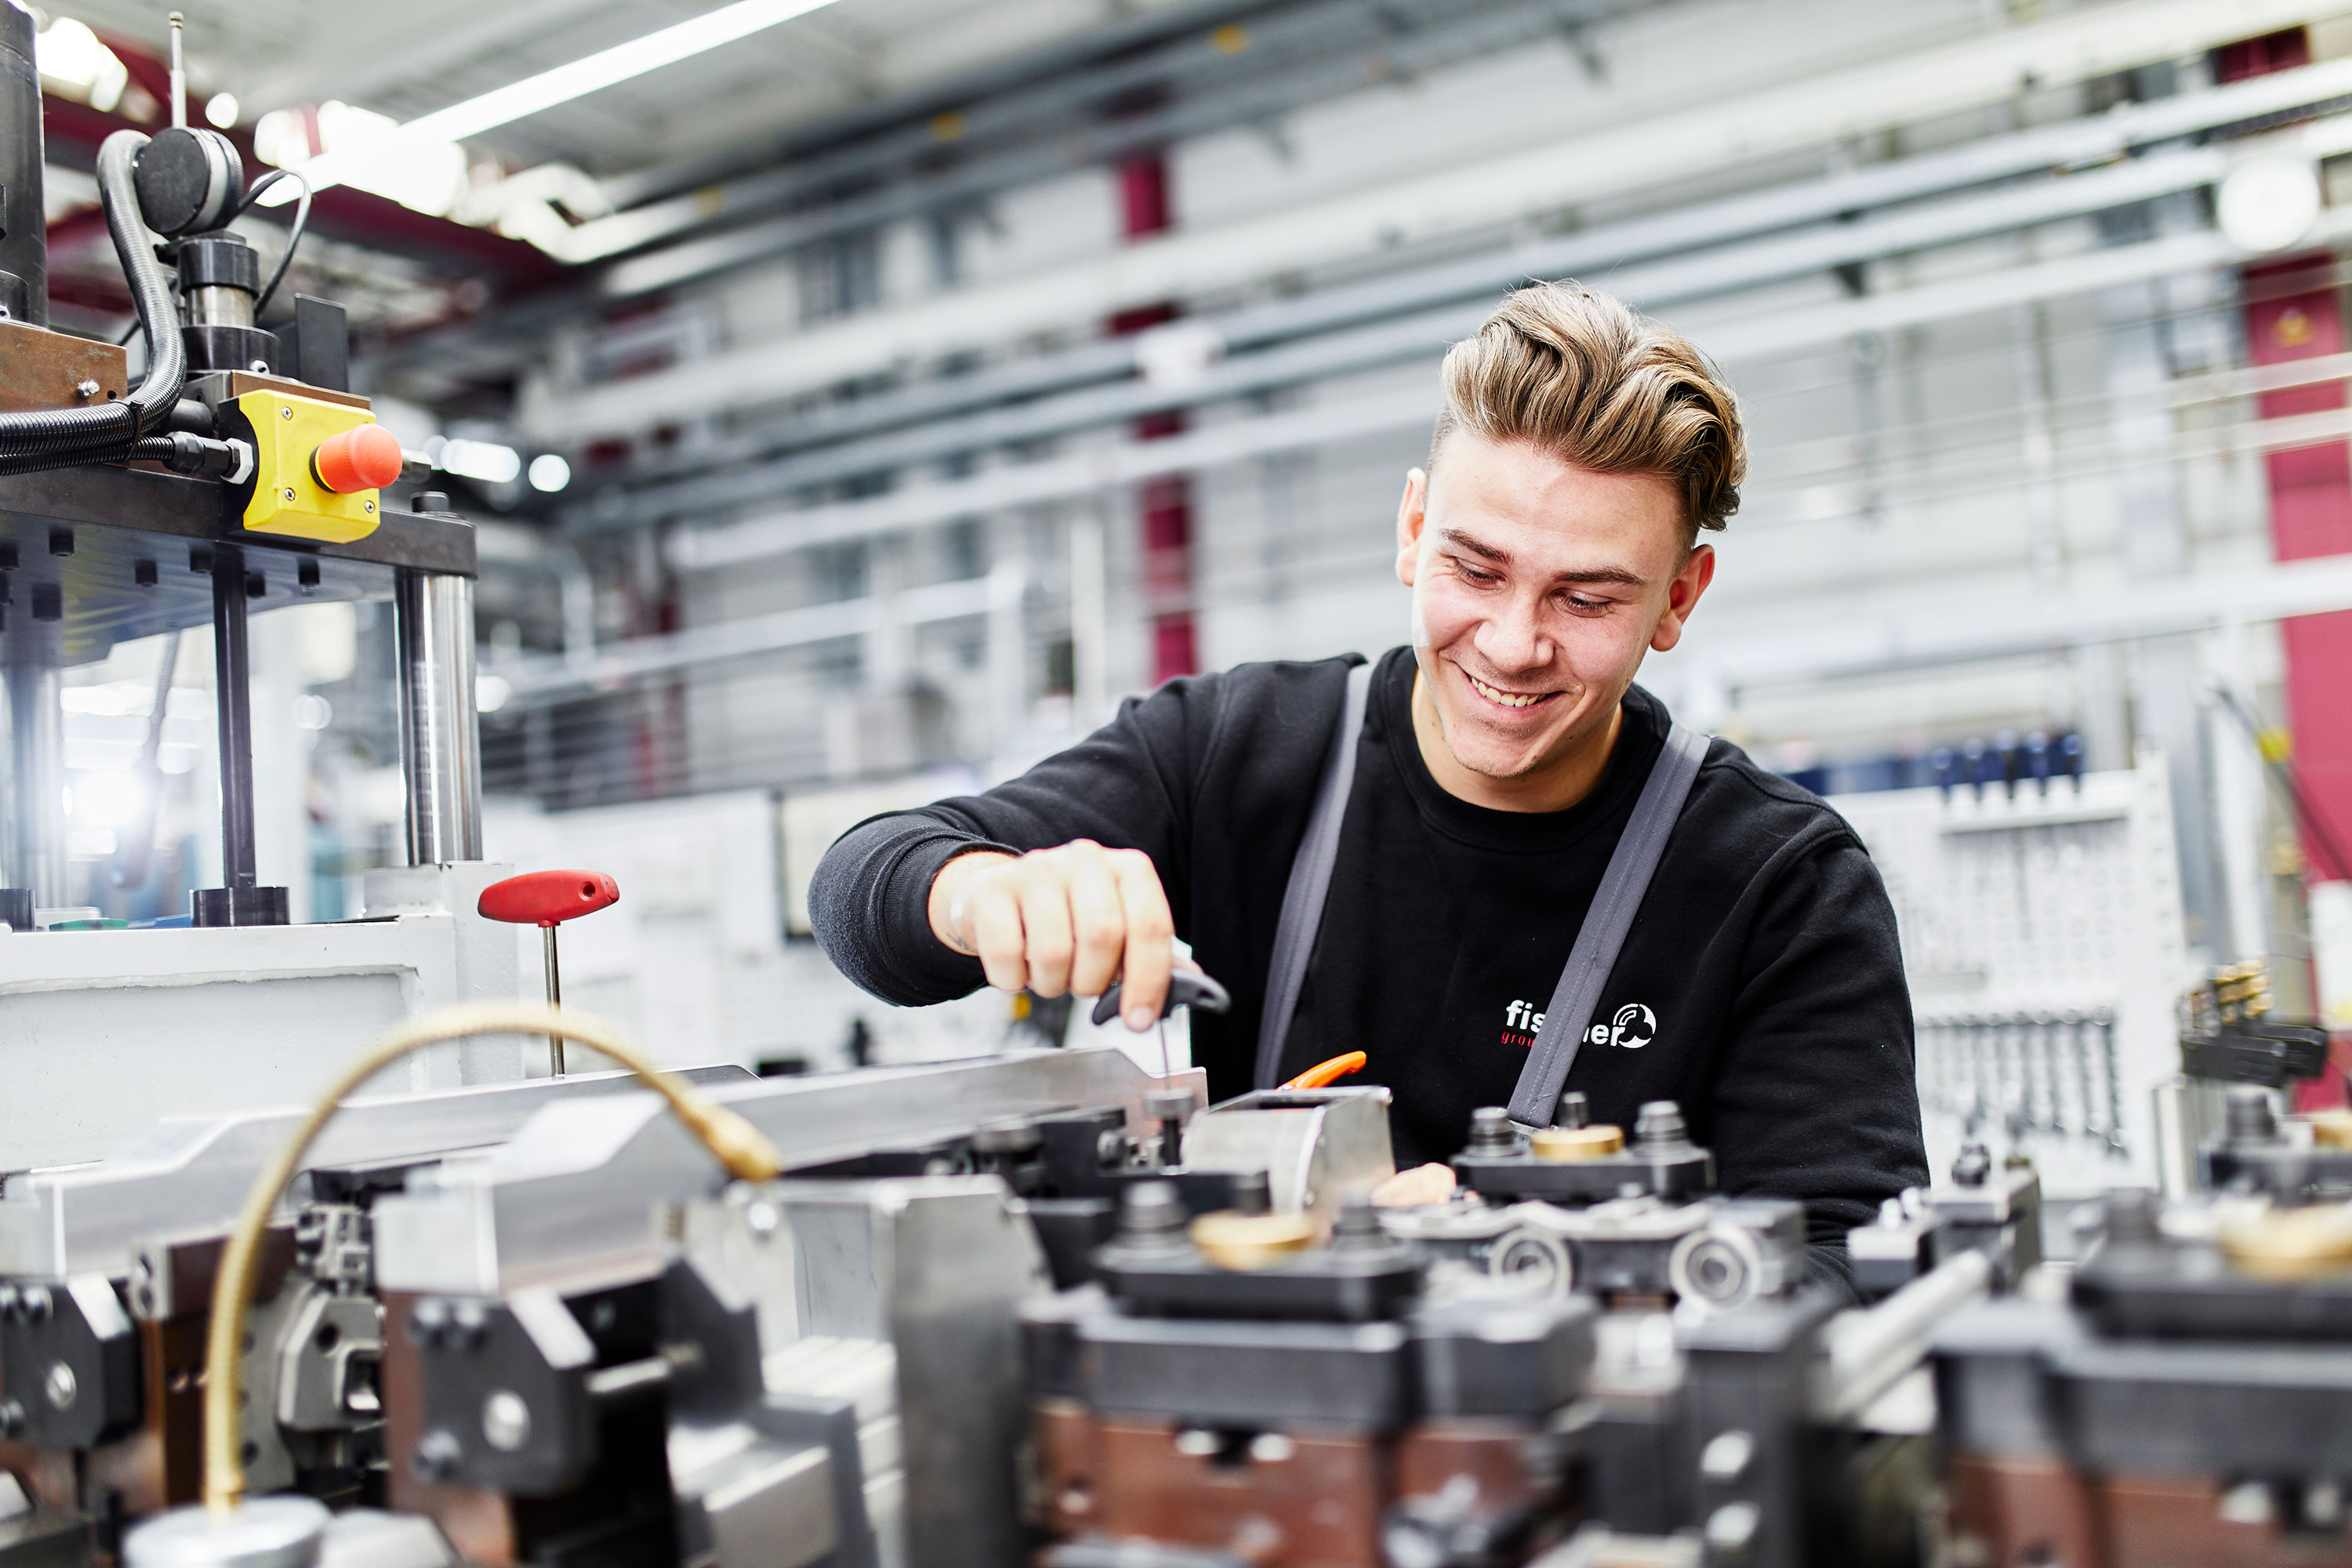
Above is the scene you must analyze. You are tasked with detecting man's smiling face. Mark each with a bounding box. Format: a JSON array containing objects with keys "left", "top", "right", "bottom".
[{"left": 1395, "top": 431, "right": 1715, "bottom": 810}]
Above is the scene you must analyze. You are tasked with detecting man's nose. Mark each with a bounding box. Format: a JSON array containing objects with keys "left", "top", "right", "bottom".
[{"left": 1477, "top": 595, "right": 1551, "bottom": 672}]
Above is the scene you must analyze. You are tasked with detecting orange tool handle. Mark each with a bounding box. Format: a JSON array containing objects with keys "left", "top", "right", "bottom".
[{"left": 1280, "top": 1051, "right": 1367, "bottom": 1091}]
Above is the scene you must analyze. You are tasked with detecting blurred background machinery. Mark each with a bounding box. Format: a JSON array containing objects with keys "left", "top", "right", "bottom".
[{"left": 9, "top": 0, "right": 2352, "bottom": 1094}]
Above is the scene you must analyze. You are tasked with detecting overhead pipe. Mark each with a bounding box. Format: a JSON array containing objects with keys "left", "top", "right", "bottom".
[
  {"left": 575, "top": 129, "right": 2296, "bottom": 533},
  {"left": 564, "top": 44, "right": 2352, "bottom": 500},
  {"left": 524, "top": 0, "right": 2352, "bottom": 444},
  {"left": 658, "top": 200, "right": 2352, "bottom": 575},
  {"left": 584, "top": 0, "right": 1632, "bottom": 281}
]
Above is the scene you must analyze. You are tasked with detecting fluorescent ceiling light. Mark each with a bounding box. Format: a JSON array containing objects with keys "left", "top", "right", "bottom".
[{"left": 262, "top": 0, "right": 840, "bottom": 204}]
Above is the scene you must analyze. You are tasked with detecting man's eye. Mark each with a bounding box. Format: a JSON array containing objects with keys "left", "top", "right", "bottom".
[
  {"left": 1457, "top": 564, "right": 1501, "bottom": 586},
  {"left": 1563, "top": 594, "right": 1610, "bottom": 613}
]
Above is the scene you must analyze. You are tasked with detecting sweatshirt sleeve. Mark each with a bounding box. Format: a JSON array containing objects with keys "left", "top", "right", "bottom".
[
  {"left": 1708, "top": 823, "right": 1929, "bottom": 1299},
  {"left": 808, "top": 673, "right": 1221, "bottom": 1008}
]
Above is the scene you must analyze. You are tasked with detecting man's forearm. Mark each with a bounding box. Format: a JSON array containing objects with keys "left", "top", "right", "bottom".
[{"left": 808, "top": 813, "right": 1004, "bottom": 1006}]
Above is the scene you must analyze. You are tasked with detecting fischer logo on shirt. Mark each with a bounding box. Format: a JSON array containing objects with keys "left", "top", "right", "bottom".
[
  {"left": 1575, "top": 1002, "right": 1661, "bottom": 1049},
  {"left": 1507, "top": 998, "right": 1659, "bottom": 1050}
]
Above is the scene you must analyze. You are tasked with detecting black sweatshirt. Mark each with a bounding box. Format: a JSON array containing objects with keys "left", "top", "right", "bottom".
[{"left": 811, "top": 647, "right": 1927, "bottom": 1290}]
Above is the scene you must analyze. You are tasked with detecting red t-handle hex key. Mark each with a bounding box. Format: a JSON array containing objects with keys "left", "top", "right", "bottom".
[{"left": 477, "top": 869, "right": 620, "bottom": 1076}]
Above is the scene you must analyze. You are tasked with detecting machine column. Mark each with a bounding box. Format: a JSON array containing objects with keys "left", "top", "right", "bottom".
[
  {"left": 4, "top": 653, "right": 65, "bottom": 910},
  {"left": 394, "top": 550, "right": 483, "bottom": 866},
  {"left": 192, "top": 543, "right": 287, "bottom": 925}
]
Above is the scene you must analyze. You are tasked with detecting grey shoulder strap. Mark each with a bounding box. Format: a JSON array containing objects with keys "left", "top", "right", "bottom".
[
  {"left": 1253, "top": 660, "right": 1373, "bottom": 1088},
  {"left": 1505, "top": 722, "right": 1711, "bottom": 1128}
]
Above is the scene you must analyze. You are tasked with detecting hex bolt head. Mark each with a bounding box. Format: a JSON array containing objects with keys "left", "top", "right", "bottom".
[
  {"left": 0, "top": 1283, "right": 18, "bottom": 1322},
  {"left": 43, "top": 1360, "right": 76, "bottom": 1411},
  {"left": 481, "top": 1389, "right": 531, "bottom": 1453},
  {"left": 1466, "top": 1105, "right": 1518, "bottom": 1155},
  {"left": 1633, "top": 1101, "right": 1687, "bottom": 1151},
  {"left": 1704, "top": 1501, "right": 1762, "bottom": 1559},
  {"left": 1145, "top": 1088, "right": 1200, "bottom": 1123},
  {"left": 450, "top": 1301, "right": 489, "bottom": 1349},
  {"left": 1118, "top": 1179, "right": 1189, "bottom": 1245},
  {"left": 408, "top": 1298, "right": 451, "bottom": 1348},
  {"left": 0, "top": 1399, "right": 23, "bottom": 1439},
  {"left": 1700, "top": 1429, "right": 1755, "bottom": 1483},
  {"left": 18, "top": 1286, "right": 52, "bottom": 1324},
  {"left": 413, "top": 1429, "right": 463, "bottom": 1483}
]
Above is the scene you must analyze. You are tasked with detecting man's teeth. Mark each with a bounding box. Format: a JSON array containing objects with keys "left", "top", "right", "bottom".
[{"left": 1469, "top": 673, "right": 1545, "bottom": 709}]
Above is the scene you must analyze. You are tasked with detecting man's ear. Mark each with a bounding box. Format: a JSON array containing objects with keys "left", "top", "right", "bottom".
[
  {"left": 1650, "top": 543, "right": 1716, "bottom": 653},
  {"left": 1396, "top": 466, "right": 1429, "bottom": 588}
]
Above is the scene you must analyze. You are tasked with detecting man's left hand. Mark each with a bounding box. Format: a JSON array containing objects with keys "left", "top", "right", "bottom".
[{"left": 1372, "top": 1163, "right": 1457, "bottom": 1207}]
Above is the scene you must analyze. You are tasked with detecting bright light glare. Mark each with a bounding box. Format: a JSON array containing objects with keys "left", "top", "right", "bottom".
[
  {"left": 258, "top": 0, "right": 840, "bottom": 204},
  {"left": 257, "top": 100, "right": 468, "bottom": 216},
  {"left": 36, "top": 19, "right": 129, "bottom": 114},
  {"left": 73, "top": 771, "right": 145, "bottom": 829},
  {"left": 439, "top": 438, "right": 521, "bottom": 485},
  {"left": 528, "top": 453, "right": 572, "bottom": 492},
  {"left": 293, "top": 694, "right": 333, "bottom": 731},
  {"left": 476, "top": 673, "right": 513, "bottom": 713},
  {"left": 205, "top": 92, "right": 240, "bottom": 129},
  {"left": 2218, "top": 156, "right": 2322, "bottom": 254}
]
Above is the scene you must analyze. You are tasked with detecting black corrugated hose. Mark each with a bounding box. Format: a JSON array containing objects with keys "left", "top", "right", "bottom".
[{"left": 0, "top": 130, "right": 187, "bottom": 475}]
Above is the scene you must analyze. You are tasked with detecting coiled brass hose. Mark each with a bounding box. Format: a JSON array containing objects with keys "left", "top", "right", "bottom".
[{"left": 201, "top": 1000, "right": 782, "bottom": 1514}]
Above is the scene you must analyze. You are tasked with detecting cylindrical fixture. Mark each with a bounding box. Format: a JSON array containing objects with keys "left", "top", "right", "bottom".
[
  {"left": 0, "top": 5, "right": 48, "bottom": 327},
  {"left": 4, "top": 657, "right": 65, "bottom": 906},
  {"left": 187, "top": 285, "right": 256, "bottom": 328},
  {"left": 125, "top": 1495, "right": 328, "bottom": 1568},
  {"left": 175, "top": 234, "right": 273, "bottom": 372},
  {"left": 394, "top": 568, "right": 482, "bottom": 865},
  {"left": 211, "top": 545, "right": 256, "bottom": 890}
]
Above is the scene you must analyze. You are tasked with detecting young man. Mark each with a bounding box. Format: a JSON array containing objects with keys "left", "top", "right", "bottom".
[{"left": 811, "top": 283, "right": 1926, "bottom": 1289}]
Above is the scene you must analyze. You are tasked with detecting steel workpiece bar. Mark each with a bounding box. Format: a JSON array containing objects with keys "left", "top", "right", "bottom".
[
  {"left": 0, "top": 1064, "right": 757, "bottom": 1281},
  {"left": 395, "top": 568, "right": 485, "bottom": 864},
  {"left": 565, "top": 52, "right": 2352, "bottom": 528},
  {"left": 1812, "top": 1249, "right": 1993, "bottom": 1421},
  {"left": 372, "top": 1047, "right": 1195, "bottom": 1295}
]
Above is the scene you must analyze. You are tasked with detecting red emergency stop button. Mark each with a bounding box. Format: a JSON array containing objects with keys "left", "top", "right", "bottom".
[{"left": 310, "top": 423, "right": 404, "bottom": 494}]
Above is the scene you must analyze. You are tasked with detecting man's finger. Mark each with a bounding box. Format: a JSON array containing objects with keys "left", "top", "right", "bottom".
[
  {"left": 1065, "top": 851, "right": 1127, "bottom": 1000},
  {"left": 1110, "top": 851, "right": 1175, "bottom": 1029},
  {"left": 1372, "top": 1163, "right": 1457, "bottom": 1207},
  {"left": 966, "top": 884, "right": 1029, "bottom": 994},
  {"left": 1020, "top": 876, "right": 1078, "bottom": 997}
]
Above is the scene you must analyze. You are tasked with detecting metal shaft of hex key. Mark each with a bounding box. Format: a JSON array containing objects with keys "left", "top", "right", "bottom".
[
  {"left": 477, "top": 870, "right": 621, "bottom": 1075},
  {"left": 1093, "top": 965, "right": 1232, "bottom": 1083}
]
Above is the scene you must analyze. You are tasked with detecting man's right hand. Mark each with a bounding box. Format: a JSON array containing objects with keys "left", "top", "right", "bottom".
[{"left": 927, "top": 840, "right": 1176, "bottom": 1030}]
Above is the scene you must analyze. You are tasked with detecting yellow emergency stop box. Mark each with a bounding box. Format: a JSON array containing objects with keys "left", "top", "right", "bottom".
[{"left": 235, "top": 389, "right": 385, "bottom": 544}]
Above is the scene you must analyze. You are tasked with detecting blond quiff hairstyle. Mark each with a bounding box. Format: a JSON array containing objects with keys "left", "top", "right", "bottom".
[{"left": 1431, "top": 283, "right": 1746, "bottom": 543}]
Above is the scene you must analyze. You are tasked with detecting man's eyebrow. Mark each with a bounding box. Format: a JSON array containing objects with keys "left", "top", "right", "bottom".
[
  {"left": 1436, "top": 528, "right": 1646, "bottom": 586},
  {"left": 1439, "top": 528, "right": 1509, "bottom": 564}
]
